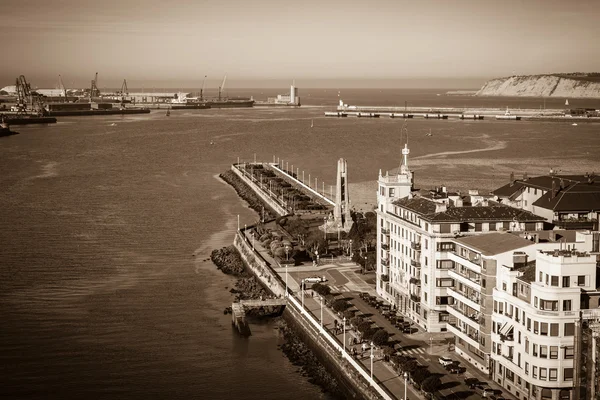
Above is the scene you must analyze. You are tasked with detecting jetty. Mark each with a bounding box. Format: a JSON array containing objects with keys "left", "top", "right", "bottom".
[{"left": 231, "top": 298, "right": 287, "bottom": 336}]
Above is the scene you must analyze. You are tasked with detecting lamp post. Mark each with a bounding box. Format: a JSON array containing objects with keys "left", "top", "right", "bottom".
[
  {"left": 285, "top": 263, "right": 288, "bottom": 297},
  {"left": 301, "top": 279, "right": 305, "bottom": 310},
  {"left": 403, "top": 372, "right": 408, "bottom": 400},
  {"left": 429, "top": 336, "right": 433, "bottom": 354},
  {"left": 342, "top": 317, "right": 346, "bottom": 357},
  {"left": 323, "top": 217, "right": 327, "bottom": 240},
  {"left": 370, "top": 341, "right": 374, "bottom": 384},
  {"left": 320, "top": 295, "right": 323, "bottom": 328}
]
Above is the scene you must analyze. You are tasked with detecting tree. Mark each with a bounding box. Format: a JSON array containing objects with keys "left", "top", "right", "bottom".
[
  {"left": 343, "top": 310, "right": 355, "bottom": 320},
  {"left": 362, "top": 327, "right": 379, "bottom": 342},
  {"left": 421, "top": 375, "right": 442, "bottom": 395},
  {"left": 332, "top": 299, "right": 350, "bottom": 313},
  {"left": 350, "top": 316, "right": 364, "bottom": 329},
  {"left": 357, "top": 321, "right": 372, "bottom": 335},
  {"left": 305, "top": 231, "right": 328, "bottom": 255},
  {"left": 372, "top": 330, "right": 390, "bottom": 347},
  {"left": 311, "top": 283, "right": 331, "bottom": 297},
  {"left": 400, "top": 359, "right": 419, "bottom": 374},
  {"left": 411, "top": 367, "right": 431, "bottom": 388}
]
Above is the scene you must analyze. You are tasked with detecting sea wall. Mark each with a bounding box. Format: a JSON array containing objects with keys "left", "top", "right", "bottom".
[
  {"left": 220, "top": 169, "right": 279, "bottom": 220},
  {"left": 229, "top": 164, "right": 289, "bottom": 216},
  {"left": 476, "top": 75, "right": 600, "bottom": 98}
]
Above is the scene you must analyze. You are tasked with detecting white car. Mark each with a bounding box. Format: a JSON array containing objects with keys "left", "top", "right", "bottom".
[
  {"left": 438, "top": 357, "right": 454, "bottom": 367},
  {"left": 304, "top": 276, "right": 327, "bottom": 284}
]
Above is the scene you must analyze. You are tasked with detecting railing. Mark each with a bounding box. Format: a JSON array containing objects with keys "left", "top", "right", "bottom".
[
  {"left": 381, "top": 274, "right": 389, "bottom": 282},
  {"left": 411, "top": 242, "right": 421, "bottom": 251},
  {"left": 381, "top": 228, "right": 390, "bottom": 235},
  {"left": 410, "top": 294, "right": 421, "bottom": 303},
  {"left": 409, "top": 277, "right": 421, "bottom": 285},
  {"left": 381, "top": 244, "right": 390, "bottom": 251},
  {"left": 410, "top": 259, "right": 421, "bottom": 268},
  {"left": 381, "top": 258, "right": 389, "bottom": 267}
]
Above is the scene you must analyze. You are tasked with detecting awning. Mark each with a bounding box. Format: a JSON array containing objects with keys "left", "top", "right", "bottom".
[{"left": 499, "top": 322, "right": 514, "bottom": 336}]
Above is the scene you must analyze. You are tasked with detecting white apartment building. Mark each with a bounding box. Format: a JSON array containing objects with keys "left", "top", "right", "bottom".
[{"left": 376, "top": 144, "right": 546, "bottom": 332}]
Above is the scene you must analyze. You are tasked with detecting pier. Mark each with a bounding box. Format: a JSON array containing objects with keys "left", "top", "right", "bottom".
[{"left": 231, "top": 298, "right": 287, "bottom": 336}]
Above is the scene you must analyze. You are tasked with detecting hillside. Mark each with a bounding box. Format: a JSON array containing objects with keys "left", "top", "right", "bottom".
[{"left": 476, "top": 74, "right": 600, "bottom": 98}]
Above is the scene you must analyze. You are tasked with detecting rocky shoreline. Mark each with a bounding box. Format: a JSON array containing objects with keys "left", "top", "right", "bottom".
[
  {"left": 210, "top": 246, "right": 267, "bottom": 302},
  {"left": 276, "top": 319, "right": 344, "bottom": 399},
  {"left": 219, "top": 170, "right": 278, "bottom": 221}
]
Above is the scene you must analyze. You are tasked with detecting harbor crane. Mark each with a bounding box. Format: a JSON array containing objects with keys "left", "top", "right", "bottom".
[
  {"left": 58, "top": 75, "right": 67, "bottom": 100},
  {"left": 200, "top": 75, "right": 207, "bottom": 101},
  {"left": 15, "top": 75, "right": 45, "bottom": 116},
  {"left": 89, "top": 72, "right": 101, "bottom": 101},
  {"left": 218, "top": 75, "right": 227, "bottom": 101}
]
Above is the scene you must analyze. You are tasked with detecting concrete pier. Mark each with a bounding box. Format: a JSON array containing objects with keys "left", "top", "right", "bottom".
[{"left": 231, "top": 298, "right": 287, "bottom": 336}]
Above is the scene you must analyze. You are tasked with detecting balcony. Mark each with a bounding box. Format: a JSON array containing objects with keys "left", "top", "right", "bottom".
[
  {"left": 448, "top": 252, "right": 482, "bottom": 273},
  {"left": 381, "top": 274, "right": 389, "bottom": 282},
  {"left": 410, "top": 259, "right": 421, "bottom": 268},
  {"left": 447, "top": 323, "right": 480, "bottom": 348},
  {"left": 447, "top": 305, "right": 481, "bottom": 330},
  {"left": 381, "top": 244, "right": 390, "bottom": 251},
  {"left": 409, "top": 277, "right": 421, "bottom": 285},
  {"left": 381, "top": 228, "right": 390, "bottom": 235},
  {"left": 410, "top": 294, "right": 421, "bottom": 303},
  {"left": 411, "top": 241, "right": 421, "bottom": 251},
  {"left": 554, "top": 218, "right": 597, "bottom": 230},
  {"left": 448, "top": 270, "right": 481, "bottom": 291},
  {"left": 381, "top": 258, "right": 389, "bottom": 267},
  {"left": 447, "top": 287, "right": 481, "bottom": 312}
]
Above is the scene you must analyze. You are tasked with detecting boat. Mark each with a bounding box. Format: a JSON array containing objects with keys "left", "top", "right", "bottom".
[
  {"left": 495, "top": 107, "right": 521, "bottom": 121},
  {"left": 166, "top": 108, "right": 171, "bottom": 117},
  {"left": 205, "top": 75, "right": 254, "bottom": 108},
  {"left": 0, "top": 120, "right": 19, "bottom": 137},
  {"left": 426, "top": 129, "right": 432, "bottom": 137},
  {"left": 572, "top": 123, "right": 578, "bottom": 126},
  {"left": 311, "top": 119, "right": 314, "bottom": 128},
  {"left": 565, "top": 99, "right": 569, "bottom": 106}
]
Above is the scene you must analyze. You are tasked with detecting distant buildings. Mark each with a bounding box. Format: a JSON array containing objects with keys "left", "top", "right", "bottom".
[
  {"left": 376, "top": 142, "right": 600, "bottom": 400},
  {"left": 267, "top": 84, "right": 300, "bottom": 106}
]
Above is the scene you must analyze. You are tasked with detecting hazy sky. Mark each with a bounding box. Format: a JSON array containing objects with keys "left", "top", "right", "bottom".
[{"left": 1, "top": 0, "right": 598, "bottom": 88}]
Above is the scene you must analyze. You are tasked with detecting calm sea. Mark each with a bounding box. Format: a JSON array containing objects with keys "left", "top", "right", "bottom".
[{"left": 1, "top": 90, "right": 599, "bottom": 399}]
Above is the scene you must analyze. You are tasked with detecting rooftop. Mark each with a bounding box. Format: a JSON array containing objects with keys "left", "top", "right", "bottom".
[
  {"left": 494, "top": 174, "right": 600, "bottom": 212},
  {"left": 392, "top": 196, "right": 545, "bottom": 223},
  {"left": 517, "top": 264, "right": 537, "bottom": 284},
  {"left": 454, "top": 232, "right": 534, "bottom": 256}
]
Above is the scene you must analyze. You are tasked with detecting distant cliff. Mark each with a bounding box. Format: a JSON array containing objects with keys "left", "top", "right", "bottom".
[{"left": 476, "top": 74, "right": 600, "bottom": 98}]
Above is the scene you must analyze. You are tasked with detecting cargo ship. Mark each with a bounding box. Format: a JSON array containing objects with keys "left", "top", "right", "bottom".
[
  {"left": 1, "top": 115, "right": 57, "bottom": 125},
  {"left": 206, "top": 97, "right": 254, "bottom": 108},
  {"left": 43, "top": 102, "right": 150, "bottom": 116}
]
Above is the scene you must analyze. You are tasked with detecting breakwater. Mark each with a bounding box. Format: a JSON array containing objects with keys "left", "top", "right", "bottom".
[{"left": 220, "top": 169, "right": 280, "bottom": 219}]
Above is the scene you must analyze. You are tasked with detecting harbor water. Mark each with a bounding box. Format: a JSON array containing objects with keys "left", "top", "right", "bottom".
[{"left": 1, "top": 90, "right": 600, "bottom": 399}]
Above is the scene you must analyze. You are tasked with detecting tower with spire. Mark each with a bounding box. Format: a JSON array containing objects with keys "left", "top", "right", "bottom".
[{"left": 377, "top": 141, "right": 414, "bottom": 215}]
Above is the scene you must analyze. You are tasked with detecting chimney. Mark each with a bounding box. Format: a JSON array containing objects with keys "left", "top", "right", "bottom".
[
  {"left": 551, "top": 180, "right": 557, "bottom": 199},
  {"left": 559, "top": 178, "right": 564, "bottom": 190},
  {"left": 435, "top": 203, "right": 447, "bottom": 213},
  {"left": 510, "top": 172, "right": 515, "bottom": 187},
  {"left": 523, "top": 172, "right": 528, "bottom": 181}
]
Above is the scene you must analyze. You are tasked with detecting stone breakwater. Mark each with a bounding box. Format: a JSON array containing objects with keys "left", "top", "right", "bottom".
[
  {"left": 276, "top": 319, "right": 343, "bottom": 399},
  {"left": 220, "top": 170, "right": 278, "bottom": 220},
  {"left": 210, "top": 246, "right": 267, "bottom": 302}
]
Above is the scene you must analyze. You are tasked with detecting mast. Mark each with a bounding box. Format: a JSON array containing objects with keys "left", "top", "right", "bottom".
[
  {"left": 218, "top": 75, "right": 227, "bottom": 101},
  {"left": 201, "top": 75, "right": 207, "bottom": 101}
]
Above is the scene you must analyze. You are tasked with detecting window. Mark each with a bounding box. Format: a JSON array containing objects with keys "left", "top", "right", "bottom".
[
  {"left": 502, "top": 282, "right": 507, "bottom": 291},
  {"left": 563, "top": 299, "right": 572, "bottom": 311},
  {"left": 563, "top": 276, "right": 570, "bottom": 287},
  {"left": 565, "top": 323, "right": 575, "bottom": 336},
  {"left": 564, "top": 346, "right": 574, "bottom": 359},
  {"left": 540, "top": 346, "right": 548, "bottom": 358},
  {"left": 564, "top": 368, "right": 574, "bottom": 381},
  {"left": 540, "top": 323, "right": 548, "bottom": 336},
  {"left": 540, "top": 368, "right": 547, "bottom": 380},
  {"left": 539, "top": 271, "right": 543, "bottom": 282},
  {"left": 525, "top": 362, "right": 529, "bottom": 374},
  {"left": 532, "top": 366, "right": 537, "bottom": 378},
  {"left": 551, "top": 276, "right": 558, "bottom": 286},
  {"left": 550, "top": 323, "right": 559, "bottom": 336},
  {"left": 389, "top": 188, "right": 395, "bottom": 197},
  {"left": 545, "top": 274, "right": 549, "bottom": 285},
  {"left": 550, "top": 346, "right": 558, "bottom": 359},
  {"left": 533, "top": 344, "right": 538, "bottom": 356},
  {"left": 525, "top": 338, "right": 529, "bottom": 353},
  {"left": 534, "top": 297, "right": 538, "bottom": 307},
  {"left": 527, "top": 318, "right": 531, "bottom": 331},
  {"left": 534, "top": 321, "right": 539, "bottom": 334},
  {"left": 578, "top": 275, "right": 585, "bottom": 286},
  {"left": 549, "top": 369, "right": 558, "bottom": 381}
]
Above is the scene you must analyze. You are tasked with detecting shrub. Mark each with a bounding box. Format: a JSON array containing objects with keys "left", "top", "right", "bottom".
[
  {"left": 372, "top": 330, "right": 390, "bottom": 347},
  {"left": 350, "top": 316, "right": 364, "bottom": 329},
  {"left": 343, "top": 310, "right": 355, "bottom": 320},
  {"left": 311, "top": 283, "right": 331, "bottom": 297}
]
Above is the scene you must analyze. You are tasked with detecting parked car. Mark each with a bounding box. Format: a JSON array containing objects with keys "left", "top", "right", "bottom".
[
  {"left": 482, "top": 388, "right": 495, "bottom": 398},
  {"left": 438, "top": 356, "right": 454, "bottom": 367},
  {"left": 446, "top": 364, "right": 464, "bottom": 374},
  {"left": 304, "top": 276, "right": 327, "bottom": 283}
]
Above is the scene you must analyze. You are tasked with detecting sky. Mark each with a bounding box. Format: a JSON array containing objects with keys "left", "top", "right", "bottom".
[{"left": 1, "top": 0, "right": 598, "bottom": 89}]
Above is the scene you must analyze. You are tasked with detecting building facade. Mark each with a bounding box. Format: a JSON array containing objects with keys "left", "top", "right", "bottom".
[{"left": 376, "top": 144, "right": 546, "bottom": 332}]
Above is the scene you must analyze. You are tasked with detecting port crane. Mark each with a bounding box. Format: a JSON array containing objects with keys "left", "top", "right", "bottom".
[
  {"left": 89, "top": 72, "right": 101, "bottom": 101},
  {"left": 58, "top": 75, "right": 67, "bottom": 100},
  {"left": 218, "top": 75, "right": 227, "bottom": 101},
  {"left": 200, "top": 75, "right": 207, "bottom": 101},
  {"left": 15, "top": 75, "right": 45, "bottom": 116}
]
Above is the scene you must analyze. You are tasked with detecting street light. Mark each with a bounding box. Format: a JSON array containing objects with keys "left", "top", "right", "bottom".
[
  {"left": 301, "top": 279, "right": 305, "bottom": 310},
  {"left": 403, "top": 372, "right": 408, "bottom": 400},
  {"left": 320, "top": 295, "right": 323, "bottom": 328},
  {"left": 342, "top": 317, "right": 346, "bottom": 357},
  {"left": 285, "top": 263, "right": 288, "bottom": 297},
  {"left": 323, "top": 217, "right": 327, "bottom": 240},
  {"left": 370, "top": 341, "right": 374, "bottom": 384}
]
